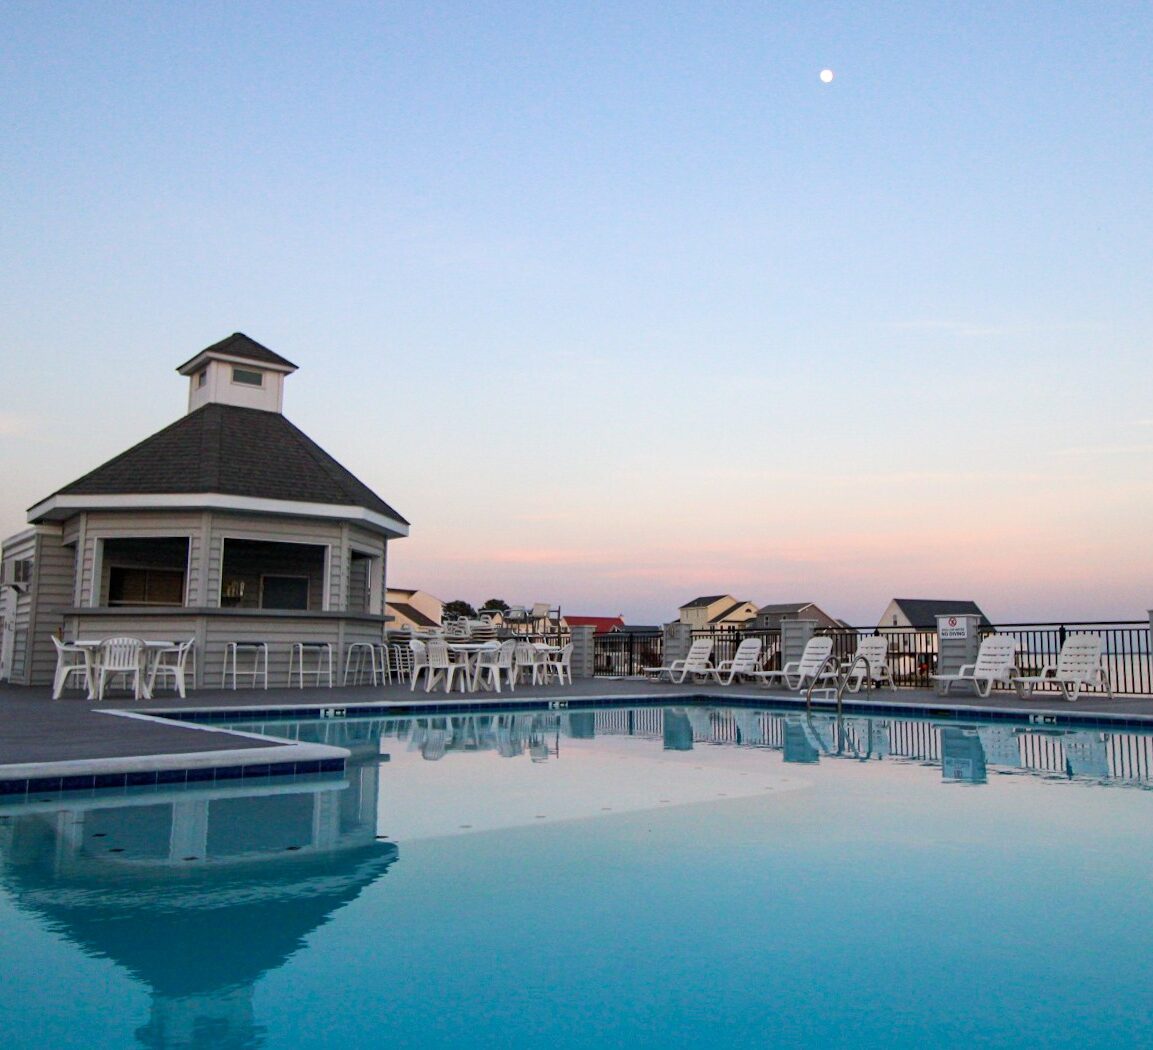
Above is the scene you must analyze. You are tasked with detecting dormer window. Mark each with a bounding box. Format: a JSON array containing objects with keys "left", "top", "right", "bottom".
[
  {"left": 232, "top": 367, "right": 264, "bottom": 387},
  {"left": 197, "top": 369, "right": 208, "bottom": 388}
]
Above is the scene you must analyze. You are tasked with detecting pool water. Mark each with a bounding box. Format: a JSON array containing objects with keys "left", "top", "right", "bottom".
[{"left": 3, "top": 705, "right": 1153, "bottom": 1049}]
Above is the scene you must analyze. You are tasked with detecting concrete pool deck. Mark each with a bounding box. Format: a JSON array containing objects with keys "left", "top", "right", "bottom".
[{"left": 3, "top": 677, "right": 1153, "bottom": 789}]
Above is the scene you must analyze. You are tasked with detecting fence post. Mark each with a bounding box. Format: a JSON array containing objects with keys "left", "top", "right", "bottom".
[
  {"left": 663, "top": 622, "right": 693, "bottom": 667},
  {"left": 570, "top": 625, "right": 595, "bottom": 679},
  {"left": 781, "top": 619, "right": 817, "bottom": 668},
  {"left": 935, "top": 614, "right": 982, "bottom": 695}
]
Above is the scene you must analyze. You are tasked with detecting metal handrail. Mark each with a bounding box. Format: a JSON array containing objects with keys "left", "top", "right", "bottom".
[
  {"left": 805, "top": 653, "right": 876, "bottom": 715},
  {"left": 804, "top": 654, "right": 843, "bottom": 712}
]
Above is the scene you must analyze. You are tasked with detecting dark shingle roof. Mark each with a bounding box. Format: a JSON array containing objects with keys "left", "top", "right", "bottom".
[
  {"left": 708, "top": 602, "right": 754, "bottom": 624},
  {"left": 40, "top": 402, "right": 407, "bottom": 524},
  {"left": 176, "top": 332, "right": 297, "bottom": 373},
  {"left": 682, "top": 594, "right": 730, "bottom": 609},
  {"left": 387, "top": 602, "right": 439, "bottom": 628},
  {"left": 890, "top": 599, "right": 991, "bottom": 628}
]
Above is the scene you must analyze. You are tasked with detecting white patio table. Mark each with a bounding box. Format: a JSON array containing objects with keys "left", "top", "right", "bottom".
[{"left": 446, "top": 641, "right": 501, "bottom": 691}]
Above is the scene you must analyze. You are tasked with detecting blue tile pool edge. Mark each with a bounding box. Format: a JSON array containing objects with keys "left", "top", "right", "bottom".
[{"left": 153, "top": 690, "right": 1153, "bottom": 733}]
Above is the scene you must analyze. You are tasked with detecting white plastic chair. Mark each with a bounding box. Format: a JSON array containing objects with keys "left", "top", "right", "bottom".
[
  {"left": 932, "top": 635, "right": 1019, "bottom": 698},
  {"left": 424, "top": 638, "right": 467, "bottom": 693},
  {"left": 475, "top": 640, "right": 518, "bottom": 692},
  {"left": 1014, "top": 634, "right": 1113, "bottom": 703},
  {"left": 51, "top": 637, "right": 91, "bottom": 699},
  {"left": 95, "top": 637, "right": 145, "bottom": 700},
  {"left": 710, "top": 637, "right": 763, "bottom": 685},
  {"left": 147, "top": 639, "right": 195, "bottom": 698},
  {"left": 543, "top": 642, "right": 574, "bottom": 685},
  {"left": 408, "top": 639, "right": 430, "bottom": 691},
  {"left": 514, "top": 642, "right": 549, "bottom": 686}
]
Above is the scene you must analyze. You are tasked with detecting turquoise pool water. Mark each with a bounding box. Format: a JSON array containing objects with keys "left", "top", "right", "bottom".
[{"left": 3, "top": 705, "right": 1153, "bottom": 1049}]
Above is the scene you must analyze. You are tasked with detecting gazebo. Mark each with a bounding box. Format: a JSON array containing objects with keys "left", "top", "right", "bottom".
[{"left": 0, "top": 333, "right": 408, "bottom": 688}]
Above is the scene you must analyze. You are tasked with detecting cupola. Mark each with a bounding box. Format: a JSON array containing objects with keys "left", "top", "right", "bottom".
[{"left": 175, "top": 332, "right": 298, "bottom": 415}]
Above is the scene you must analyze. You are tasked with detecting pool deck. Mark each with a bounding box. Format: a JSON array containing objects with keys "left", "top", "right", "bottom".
[{"left": 3, "top": 677, "right": 1153, "bottom": 790}]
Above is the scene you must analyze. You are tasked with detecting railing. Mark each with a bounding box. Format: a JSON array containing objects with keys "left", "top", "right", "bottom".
[
  {"left": 992, "top": 621, "right": 1151, "bottom": 696},
  {"left": 593, "top": 631, "right": 663, "bottom": 677},
  {"left": 591, "top": 619, "right": 1153, "bottom": 696}
]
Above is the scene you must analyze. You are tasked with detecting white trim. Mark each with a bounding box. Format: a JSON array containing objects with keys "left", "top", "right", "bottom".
[{"left": 27, "top": 493, "right": 409, "bottom": 538}]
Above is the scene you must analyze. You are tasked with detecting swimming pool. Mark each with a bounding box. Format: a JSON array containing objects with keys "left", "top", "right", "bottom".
[{"left": 2, "top": 703, "right": 1152, "bottom": 1049}]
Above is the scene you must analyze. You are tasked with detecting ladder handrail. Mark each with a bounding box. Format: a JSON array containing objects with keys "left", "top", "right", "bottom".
[
  {"left": 804, "top": 653, "right": 843, "bottom": 711},
  {"left": 806, "top": 652, "right": 876, "bottom": 715}
]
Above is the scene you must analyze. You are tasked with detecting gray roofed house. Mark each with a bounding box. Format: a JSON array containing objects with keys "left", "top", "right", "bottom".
[
  {"left": 752, "top": 601, "right": 842, "bottom": 631},
  {"left": 879, "top": 598, "right": 992, "bottom": 630},
  {"left": 1, "top": 333, "right": 408, "bottom": 689}
]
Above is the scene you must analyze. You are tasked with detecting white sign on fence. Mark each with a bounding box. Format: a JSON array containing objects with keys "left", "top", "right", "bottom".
[{"left": 939, "top": 615, "right": 968, "bottom": 640}]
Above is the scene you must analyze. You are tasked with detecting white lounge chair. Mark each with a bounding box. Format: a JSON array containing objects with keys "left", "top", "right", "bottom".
[
  {"left": 840, "top": 636, "right": 896, "bottom": 692},
  {"left": 932, "top": 635, "right": 1018, "bottom": 698},
  {"left": 710, "top": 637, "right": 763, "bottom": 685},
  {"left": 750, "top": 636, "right": 836, "bottom": 691},
  {"left": 643, "top": 638, "right": 714, "bottom": 683},
  {"left": 1013, "top": 634, "right": 1113, "bottom": 703}
]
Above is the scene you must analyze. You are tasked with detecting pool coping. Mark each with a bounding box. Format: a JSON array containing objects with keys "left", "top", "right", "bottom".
[{"left": 0, "top": 705, "right": 350, "bottom": 800}]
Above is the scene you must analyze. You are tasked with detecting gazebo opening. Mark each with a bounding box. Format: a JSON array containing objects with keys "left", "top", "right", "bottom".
[
  {"left": 221, "top": 539, "right": 326, "bottom": 611},
  {"left": 103, "top": 537, "right": 190, "bottom": 607}
]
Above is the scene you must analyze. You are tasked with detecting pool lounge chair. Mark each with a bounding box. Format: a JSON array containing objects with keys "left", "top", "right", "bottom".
[
  {"left": 840, "top": 636, "right": 896, "bottom": 692},
  {"left": 643, "top": 639, "right": 714, "bottom": 683},
  {"left": 932, "top": 635, "right": 1018, "bottom": 698},
  {"left": 1013, "top": 634, "right": 1113, "bottom": 703},
  {"left": 710, "top": 637, "right": 764, "bottom": 685},
  {"left": 750, "top": 636, "right": 836, "bottom": 691}
]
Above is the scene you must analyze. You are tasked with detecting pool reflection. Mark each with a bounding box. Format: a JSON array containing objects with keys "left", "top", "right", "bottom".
[
  {"left": 0, "top": 761, "right": 395, "bottom": 1049},
  {"left": 2, "top": 704, "right": 1149, "bottom": 1048}
]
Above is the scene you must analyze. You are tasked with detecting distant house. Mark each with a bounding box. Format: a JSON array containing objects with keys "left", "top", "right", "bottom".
[
  {"left": 0, "top": 333, "right": 409, "bottom": 687},
  {"left": 563, "top": 615, "right": 626, "bottom": 635},
  {"left": 878, "top": 599, "right": 992, "bottom": 630},
  {"left": 751, "top": 602, "right": 842, "bottom": 631},
  {"left": 678, "top": 595, "right": 758, "bottom": 631},
  {"left": 385, "top": 588, "right": 444, "bottom": 631}
]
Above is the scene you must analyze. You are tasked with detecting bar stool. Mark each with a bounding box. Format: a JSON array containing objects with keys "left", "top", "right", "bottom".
[
  {"left": 389, "top": 642, "right": 414, "bottom": 683},
  {"left": 372, "top": 643, "right": 394, "bottom": 686},
  {"left": 288, "top": 642, "right": 333, "bottom": 687},
  {"left": 222, "top": 642, "right": 268, "bottom": 689},
  {"left": 343, "top": 642, "right": 380, "bottom": 686}
]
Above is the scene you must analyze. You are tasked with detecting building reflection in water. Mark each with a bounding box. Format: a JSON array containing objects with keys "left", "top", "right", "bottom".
[{"left": 0, "top": 731, "right": 394, "bottom": 1050}]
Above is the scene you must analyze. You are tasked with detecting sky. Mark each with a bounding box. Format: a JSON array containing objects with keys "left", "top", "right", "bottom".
[{"left": 2, "top": 2, "right": 1151, "bottom": 626}]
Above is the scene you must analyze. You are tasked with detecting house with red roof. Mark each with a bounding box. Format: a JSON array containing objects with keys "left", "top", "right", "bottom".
[{"left": 562, "top": 615, "right": 626, "bottom": 635}]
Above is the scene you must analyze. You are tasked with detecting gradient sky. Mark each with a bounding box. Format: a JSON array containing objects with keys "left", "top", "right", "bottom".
[{"left": 2, "top": 2, "right": 1151, "bottom": 626}]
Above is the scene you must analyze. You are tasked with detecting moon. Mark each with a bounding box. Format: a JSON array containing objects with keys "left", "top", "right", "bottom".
[{"left": 819, "top": 69, "right": 834, "bottom": 83}]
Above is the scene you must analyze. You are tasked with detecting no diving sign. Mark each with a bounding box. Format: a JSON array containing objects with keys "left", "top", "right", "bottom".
[{"left": 940, "top": 616, "right": 968, "bottom": 639}]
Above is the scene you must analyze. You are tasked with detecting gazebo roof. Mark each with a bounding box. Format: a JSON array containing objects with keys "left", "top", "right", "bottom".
[{"left": 28, "top": 402, "right": 408, "bottom": 535}]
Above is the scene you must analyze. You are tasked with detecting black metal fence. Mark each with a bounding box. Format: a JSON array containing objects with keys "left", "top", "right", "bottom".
[{"left": 591, "top": 619, "right": 1153, "bottom": 696}]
